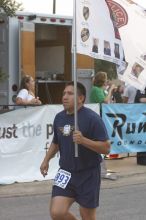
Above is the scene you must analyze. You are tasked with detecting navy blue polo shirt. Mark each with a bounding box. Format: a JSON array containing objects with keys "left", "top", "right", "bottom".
[{"left": 52, "top": 106, "right": 109, "bottom": 172}]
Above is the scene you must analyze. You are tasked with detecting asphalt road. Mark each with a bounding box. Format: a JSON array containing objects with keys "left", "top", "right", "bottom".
[{"left": 0, "top": 182, "right": 146, "bottom": 220}]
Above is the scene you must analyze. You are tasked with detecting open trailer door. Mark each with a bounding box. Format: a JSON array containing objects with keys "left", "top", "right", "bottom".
[{"left": 19, "top": 22, "right": 35, "bottom": 80}]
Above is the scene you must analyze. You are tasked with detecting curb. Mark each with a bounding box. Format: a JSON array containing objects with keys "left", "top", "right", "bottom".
[{"left": 0, "top": 172, "right": 146, "bottom": 198}]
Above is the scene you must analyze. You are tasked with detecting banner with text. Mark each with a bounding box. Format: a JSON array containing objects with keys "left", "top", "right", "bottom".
[
  {"left": 102, "top": 103, "right": 146, "bottom": 153},
  {"left": 0, "top": 104, "right": 100, "bottom": 184}
]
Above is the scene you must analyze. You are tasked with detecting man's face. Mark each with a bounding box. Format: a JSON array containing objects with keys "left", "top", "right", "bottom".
[
  {"left": 62, "top": 85, "right": 83, "bottom": 113},
  {"left": 62, "top": 85, "right": 75, "bottom": 113}
]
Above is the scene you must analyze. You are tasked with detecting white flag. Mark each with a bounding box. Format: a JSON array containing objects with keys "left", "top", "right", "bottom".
[
  {"left": 76, "top": 0, "right": 126, "bottom": 69},
  {"left": 110, "top": 0, "right": 146, "bottom": 90}
]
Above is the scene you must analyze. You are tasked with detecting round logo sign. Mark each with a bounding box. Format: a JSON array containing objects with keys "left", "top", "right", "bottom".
[{"left": 106, "top": 0, "right": 128, "bottom": 28}]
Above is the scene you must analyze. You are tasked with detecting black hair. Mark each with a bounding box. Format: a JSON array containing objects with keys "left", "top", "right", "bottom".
[{"left": 65, "top": 81, "right": 86, "bottom": 102}]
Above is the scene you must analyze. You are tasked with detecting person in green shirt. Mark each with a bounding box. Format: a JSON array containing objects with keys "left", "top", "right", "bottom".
[
  {"left": 90, "top": 71, "right": 115, "bottom": 104},
  {"left": 90, "top": 71, "right": 118, "bottom": 180}
]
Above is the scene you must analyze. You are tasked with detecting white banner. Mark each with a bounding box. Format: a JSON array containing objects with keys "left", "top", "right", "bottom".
[
  {"left": 76, "top": 0, "right": 126, "bottom": 69},
  {"left": 0, "top": 105, "right": 61, "bottom": 184},
  {"left": 0, "top": 104, "right": 100, "bottom": 184},
  {"left": 111, "top": 0, "right": 146, "bottom": 90}
]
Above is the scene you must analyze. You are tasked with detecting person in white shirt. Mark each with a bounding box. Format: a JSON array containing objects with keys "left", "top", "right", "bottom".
[
  {"left": 123, "top": 84, "right": 137, "bottom": 103},
  {"left": 16, "top": 74, "right": 41, "bottom": 105}
]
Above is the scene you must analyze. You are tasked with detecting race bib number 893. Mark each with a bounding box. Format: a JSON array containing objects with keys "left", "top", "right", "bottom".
[{"left": 54, "top": 169, "right": 71, "bottom": 189}]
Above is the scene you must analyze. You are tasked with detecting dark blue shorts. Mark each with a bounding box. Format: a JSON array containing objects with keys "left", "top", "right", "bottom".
[{"left": 52, "top": 166, "right": 101, "bottom": 208}]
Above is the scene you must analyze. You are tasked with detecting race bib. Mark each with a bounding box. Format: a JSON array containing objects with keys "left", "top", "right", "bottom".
[{"left": 54, "top": 169, "right": 71, "bottom": 189}]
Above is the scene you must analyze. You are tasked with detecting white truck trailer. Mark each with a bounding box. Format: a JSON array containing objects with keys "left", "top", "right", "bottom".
[{"left": 0, "top": 12, "right": 94, "bottom": 106}]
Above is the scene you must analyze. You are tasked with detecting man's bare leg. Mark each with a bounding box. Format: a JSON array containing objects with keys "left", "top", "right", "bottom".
[
  {"left": 80, "top": 206, "right": 97, "bottom": 220},
  {"left": 50, "top": 196, "right": 79, "bottom": 220}
]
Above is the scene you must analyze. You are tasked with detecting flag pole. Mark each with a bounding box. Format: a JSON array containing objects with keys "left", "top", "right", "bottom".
[
  {"left": 73, "top": 0, "right": 78, "bottom": 157},
  {"left": 53, "top": 0, "right": 56, "bottom": 14}
]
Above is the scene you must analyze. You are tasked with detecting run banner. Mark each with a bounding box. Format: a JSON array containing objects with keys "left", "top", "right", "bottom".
[{"left": 102, "top": 103, "right": 146, "bottom": 154}]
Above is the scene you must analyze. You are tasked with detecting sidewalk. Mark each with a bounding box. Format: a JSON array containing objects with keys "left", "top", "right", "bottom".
[
  {"left": 102, "top": 155, "right": 146, "bottom": 188},
  {"left": 0, "top": 156, "right": 146, "bottom": 198},
  {"left": 105, "top": 154, "right": 146, "bottom": 177}
]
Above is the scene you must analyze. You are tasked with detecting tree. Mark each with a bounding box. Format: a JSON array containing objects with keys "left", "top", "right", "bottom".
[
  {"left": 0, "top": 0, "right": 22, "bottom": 17},
  {"left": 0, "top": 68, "right": 7, "bottom": 81},
  {"left": 0, "top": 0, "right": 22, "bottom": 82},
  {"left": 94, "top": 59, "right": 117, "bottom": 80}
]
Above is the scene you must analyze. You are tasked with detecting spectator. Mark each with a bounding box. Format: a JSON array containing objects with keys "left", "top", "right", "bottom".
[
  {"left": 134, "top": 88, "right": 146, "bottom": 165},
  {"left": 90, "top": 71, "right": 116, "bottom": 104},
  {"left": 16, "top": 74, "right": 42, "bottom": 106},
  {"left": 135, "top": 88, "right": 146, "bottom": 103},
  {"left": 90, "top": 72, "right": 117, "bottom": 179},
  {"left": 123, "top": 84, "right": 137, "bottom": 103},
  {"left": 111, "top": 84, "right": 124, "bottom": 159},
  {"left": 112, "top": 84, "right": 124, "bottom": 103}
]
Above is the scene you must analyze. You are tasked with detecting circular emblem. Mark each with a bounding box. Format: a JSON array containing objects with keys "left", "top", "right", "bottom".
[{"left": 106, "top": 0, "right": 128, "bottom": 28}]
